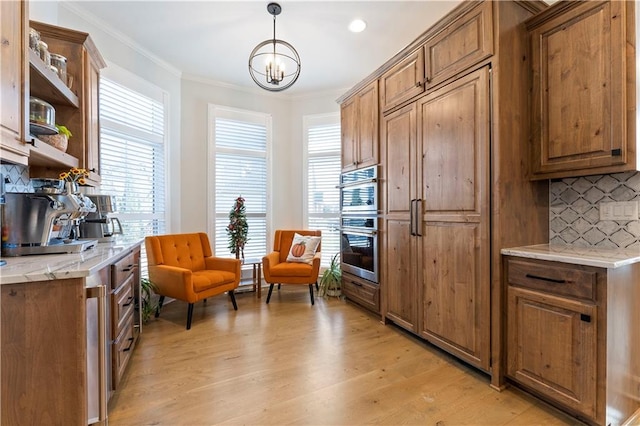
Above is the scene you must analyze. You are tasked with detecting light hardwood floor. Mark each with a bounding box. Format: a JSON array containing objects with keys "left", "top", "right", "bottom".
[{"left": 108, "top": 287, "right": 582, "bottom": 425}]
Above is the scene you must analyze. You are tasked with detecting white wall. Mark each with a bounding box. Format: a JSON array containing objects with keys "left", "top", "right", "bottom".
[
  {"left": 30, "top": 2, "right": 342, "bottom": 243},
  {"left": 180, "top": 78, "right": 341, "bottom": 236}
]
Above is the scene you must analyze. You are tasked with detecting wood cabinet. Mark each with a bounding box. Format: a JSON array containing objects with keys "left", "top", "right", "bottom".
[
  {"left": 505, "top": 256, "right": 640, "bottom": 425},
  {"left": 424, "top": 0, "right": 493, "bottom": 90},
  {"left": 528, "top": 1, "right": 635, "bottom": 179},
  {"left": 364, "top": 0, "right": 549, "bottom": 383},
  {"left": 379, "top": 1, "right": 493, "bottom": 115},
  {"left": 381, "top": 102, "right": 419, "bottom": 331},
  {"left": 0, "top": 0, "right": 30, "bottom": 164},
  {"left": 340, "top": 80, "right": 378, "bottom": 172},
  {"left": 380, "top": 49, "right": 424, "bottom": 114},
  {"left": 418, "top": 67, "right": 491, "bottom": 370},
  {"left": 28, "top": 21, "right": 106, "bottom": 186},
  {"left": 341, "top": 273, "right": 380, "bottom": 314},
  {"left": 109, "top": 245, "right": 141, "bottom": 391}
]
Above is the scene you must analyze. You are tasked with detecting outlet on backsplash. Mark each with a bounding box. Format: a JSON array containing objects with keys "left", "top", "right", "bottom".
[{"left": 599, "top": 201, "right": 639, "bottom": 221}]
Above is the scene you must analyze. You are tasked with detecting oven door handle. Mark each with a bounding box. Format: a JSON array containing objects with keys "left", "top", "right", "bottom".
[
  {"left": 342, "top": 227, "right": 377, "bottom": 237},
  {"left": 338, "top": 177, "right": 377, "bottom": 188}
]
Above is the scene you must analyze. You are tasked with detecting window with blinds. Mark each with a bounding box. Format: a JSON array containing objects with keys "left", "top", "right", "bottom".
[
  {"left": 99, "top": 76, "right": 167, "bottom": 264},
  {"left": 304, "top": 113, "right": 341, "bottom": 267},
  {"left": 210, "top": 107, "right": 269, "bottom": 260}
]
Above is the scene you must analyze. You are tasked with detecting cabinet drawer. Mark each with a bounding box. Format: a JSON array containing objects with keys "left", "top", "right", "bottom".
[
  {"left": 342, "top": 275, "right": 379, "bottom": 313},
  {"left": 112, "top": 313, "right": 135, "bottom": 390},
  {"left": 111, "top": 250, "right": 136, "bottom": 289},
  {"left": 507, "top": 258, "right": 596, "bottom": 301},
  {"left": 111, "top": 274, "right": 135, "bottom": 336}
]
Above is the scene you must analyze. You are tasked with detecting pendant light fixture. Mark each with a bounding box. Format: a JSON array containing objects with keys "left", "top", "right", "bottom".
[{"left": 248, "top": 2, "right": 301, "bottom": 92}]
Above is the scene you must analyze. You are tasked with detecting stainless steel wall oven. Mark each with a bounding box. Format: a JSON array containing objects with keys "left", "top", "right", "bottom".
[{"left": 339, "top": 166, "right": 378, "bottom": 283}]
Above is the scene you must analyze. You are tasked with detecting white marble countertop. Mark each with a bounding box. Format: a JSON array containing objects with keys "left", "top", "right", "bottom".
[
  {"left": 0, "top": 238, "right": 144, "bottom": 285},
  {"left": 501, "top": 244, "right": 640, "bottom": 269}
]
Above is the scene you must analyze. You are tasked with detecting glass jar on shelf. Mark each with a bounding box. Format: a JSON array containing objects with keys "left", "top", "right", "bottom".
[
  {"left": 50, "top": 54, "right": 67, "bottom": 84},
  {"left": 38, "top": 40, "right": 50, "bottom": 66},
  {"left": 29, "top": 28, "right": 41, "bottom": 55}
]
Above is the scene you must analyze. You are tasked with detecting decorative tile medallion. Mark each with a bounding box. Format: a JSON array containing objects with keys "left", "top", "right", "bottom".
[{"left": 550, "top": 172, "right": 640, "bottom": 248}]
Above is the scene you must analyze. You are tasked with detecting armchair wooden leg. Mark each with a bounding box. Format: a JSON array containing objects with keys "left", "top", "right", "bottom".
[
  {"left": 266, "top": 283, "right": 275, "bottom": 304},
  {"left": 155, "top": 295, "right": 165, "bottom": 318},
  {"left": 309, "top": 284, "right": 314, "bottom": 306},
  {"left": 186, "top": 303, "right": 194, "bottom": 330},
  {"left": 229, "top": 290, "right": 238, "bottom": 310},
  {"left": 315, "top": 281, "right": 319, "bottom": 291},
  {"left": 278, "top": 283, "right": 281, "bottom": 290}
]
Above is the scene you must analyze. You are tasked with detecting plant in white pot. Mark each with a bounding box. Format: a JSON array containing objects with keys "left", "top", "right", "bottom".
[{"left": 318, "top": 253, "right": 341, "bottom": 298}]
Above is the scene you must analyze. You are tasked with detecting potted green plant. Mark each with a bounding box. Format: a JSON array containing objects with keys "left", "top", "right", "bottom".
[
  {"left": 318, "top": 253, "right": 341, "bottom": 298},
  {"left": 226, "top": 195, "right": 249, "bottom": 260},
  {"left": 139, "top": 277, "right": 158, "bottom": 323}
]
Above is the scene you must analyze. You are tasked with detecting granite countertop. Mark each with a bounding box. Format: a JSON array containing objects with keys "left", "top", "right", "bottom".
[
  {"left": 0, "top": 238, "right": 144, "bottom": 285},
  {"left": 501, "top": 244, "right": 640, "bottom": 269}
]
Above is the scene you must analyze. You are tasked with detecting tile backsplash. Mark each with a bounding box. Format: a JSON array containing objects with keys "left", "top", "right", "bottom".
[
  {"left": 550, "top": 172, "right": 640, "bottom": 248},
  {"left": 0, "top": 164, "right": 31, "bottom": 192}
]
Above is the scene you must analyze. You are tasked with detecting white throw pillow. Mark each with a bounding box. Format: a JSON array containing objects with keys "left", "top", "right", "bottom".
[{"left": 286, "top": 233, "right": 321, "bottom": 265}]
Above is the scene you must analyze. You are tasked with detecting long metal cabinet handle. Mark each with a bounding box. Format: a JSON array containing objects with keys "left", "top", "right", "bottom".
[
  {"left": 416, "top": 199, "right": 422, "bottom": 237},
  {"left": 86, "top": 285, "right": 107, "bottom": 424},
  {"left": 525, "top": 273, "right": 566, "bottom": 284},
  {"left": 409, "top": 198, "right": 416, "bottom": 237}
]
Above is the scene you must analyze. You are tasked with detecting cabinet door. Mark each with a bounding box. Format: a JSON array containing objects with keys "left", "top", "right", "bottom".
[
  {"left": 380, "top": 49, "right": 425, "bottom": 113},
  {"left": 419, "top": 67, "right": 490, "bottom": 370},
  {"left": 424, "top": 1, "right": 493, "bottom": 90},
  {"left": 530, "top": 1, "right": 628, "bottom": 178},
  {"left": 382, "top": 103, "right": 419, "bottom": 331},
  {"left": 84, "top": 52, "right": 101, "bottom": 185},
  {"left": 340, "top": 96, "right": 357, "bottom": 171},
  {"left": 507, "top": 287, "right": 597, "bottom": 419},
  {"left": 0, "top": 0, "right": 29, "bottom": 163},
  {"left": 356, "top": 80, "right": 379, "bottom": 169}
]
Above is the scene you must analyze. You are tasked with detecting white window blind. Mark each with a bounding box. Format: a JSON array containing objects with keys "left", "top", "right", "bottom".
[
  {"left": 99, "top": 75, "right": 167, "bottom": 275},
  {"left": 210, "top": 108, "right": 269, "bottom": 260},
  {"left": 305, "top": 114, "right": 341, "bottom": 267}
]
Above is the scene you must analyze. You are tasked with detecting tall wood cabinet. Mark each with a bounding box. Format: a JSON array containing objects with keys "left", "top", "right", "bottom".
[
  {"left": 528, "top": 1, "right": 636, "bottom": 180},
  {"left": 0, "top": 0, "right": 30, "bottom": 164},
  {"left": 349, "top": 0, "right": 549, "bottom": 382},
  {"left": 340, "top": 80, "right": 378, "bottom": 172}
]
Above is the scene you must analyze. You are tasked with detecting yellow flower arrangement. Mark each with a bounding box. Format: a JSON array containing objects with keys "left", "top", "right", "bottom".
[{"left": 59, "top": 167, "right": 89, "bottom": 185}]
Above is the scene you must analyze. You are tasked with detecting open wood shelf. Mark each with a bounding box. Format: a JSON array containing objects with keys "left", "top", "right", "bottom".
[
  {"left": 29, "top": 49, "right": 79, "bottom": 108},
  {"left": 28, "top": 137, "right": 79, "bottom": 168}
]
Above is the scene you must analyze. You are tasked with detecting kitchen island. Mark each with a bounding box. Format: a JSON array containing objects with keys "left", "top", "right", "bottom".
[
  {"left": 0, "top": 239, "right": 142, "bottom": 426},
  {"left": 501, "top": 244, "right": 640, "bottom": 426}
]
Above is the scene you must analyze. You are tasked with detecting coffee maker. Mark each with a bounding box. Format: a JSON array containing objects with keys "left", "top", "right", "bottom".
[
  {"left": 79, "top": 194, "right": 123, "bottom": 242},
  {"left": 1, "top": 180, "right": 98, "bottom": 256}
]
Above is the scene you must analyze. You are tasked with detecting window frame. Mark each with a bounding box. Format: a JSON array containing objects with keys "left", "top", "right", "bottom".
[{"left": 207, "top": 104, "right": 272, "bottom": 258}]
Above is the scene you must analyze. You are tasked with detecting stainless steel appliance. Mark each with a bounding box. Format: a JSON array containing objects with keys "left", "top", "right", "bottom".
[
  {"left": 339, "top": 166, "right": 378, "bottom": 213},
  {"left": 339, "top": 166, "right": 379, "bottom": 283},
  {"left": 1, "top": 181, "right": 98, "bottom": 256},
  {"left": 79, "top": 194, "right": 123, "bottom": 242},
  {"left": 340, "top": 216, "right": 378, "bottom": 283}
]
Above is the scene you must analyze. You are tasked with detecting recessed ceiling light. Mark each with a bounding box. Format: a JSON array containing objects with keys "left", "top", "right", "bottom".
[{"left": 348, "top": 19, "right": 367, "bottom": 33}]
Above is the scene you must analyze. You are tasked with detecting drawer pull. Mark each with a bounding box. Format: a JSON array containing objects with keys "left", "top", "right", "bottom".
[
  {"left": 351, "top": 281, "right": 363, "bottom": 287},
  {"left": 580, "top": 314, "right": 591, "bottom": 323},
  {"left": 525, "top": 273, "right": 566, "bottom": 284},
  {"left": 121, "top": 264, "right": 134, "bottom": 272},
  {"left": 122, "top": 337, "right": 134, "bottom": 352},
  {"left": 122, "top": 296, "right": 134, "bottom": 307}
]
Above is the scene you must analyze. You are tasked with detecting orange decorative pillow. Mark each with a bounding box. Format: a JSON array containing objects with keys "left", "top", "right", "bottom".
[{"left": 286, "top": 233, "right": 321, "bottom": 264}]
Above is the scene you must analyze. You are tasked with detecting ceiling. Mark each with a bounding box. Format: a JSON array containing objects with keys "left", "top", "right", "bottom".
[{"left": 64, "top": 1, "right": 463, "bottom": 96}]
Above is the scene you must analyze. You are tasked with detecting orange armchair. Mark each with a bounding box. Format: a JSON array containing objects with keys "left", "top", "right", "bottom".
[
  {"left": 262, "top": 230, "right": 321, "bottom": 305},
  {"left": 145, "top": 233, "right": 241, "bottom": 330}
]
